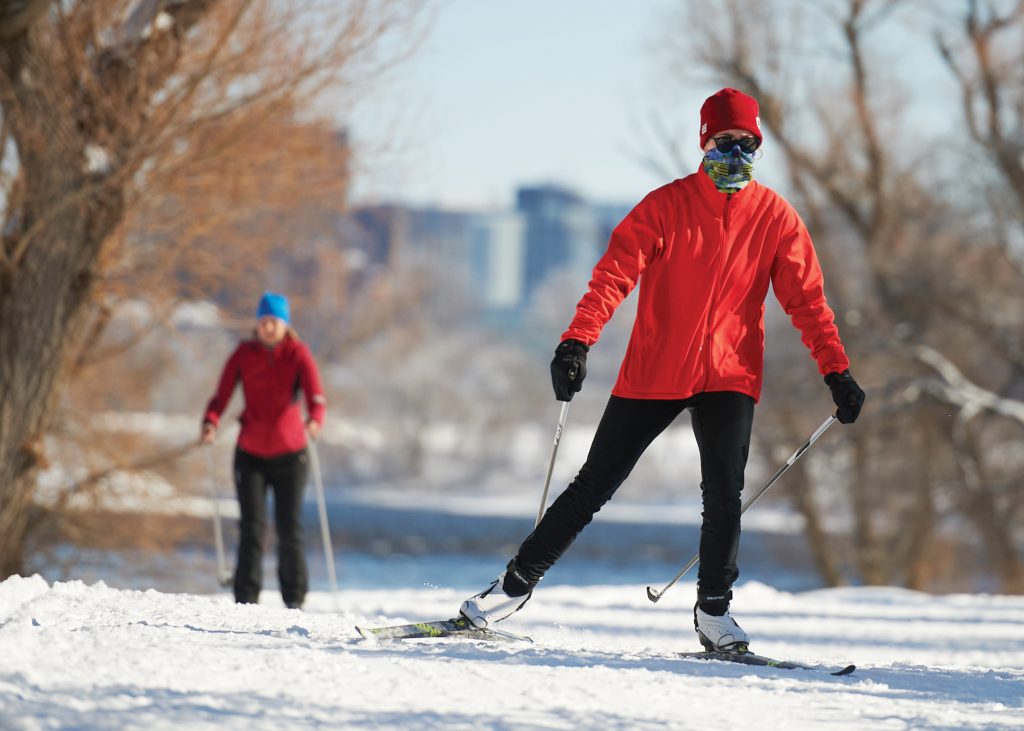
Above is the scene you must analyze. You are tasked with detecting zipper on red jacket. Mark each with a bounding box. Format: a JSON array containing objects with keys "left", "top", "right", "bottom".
[{"left": 702, "top": 193, "right": 731, "bottom": 391}]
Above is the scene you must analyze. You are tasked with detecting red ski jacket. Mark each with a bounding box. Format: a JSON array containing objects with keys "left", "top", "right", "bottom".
[
  {"left": 203, "top": 335, "right": 327, "bottom": 457},
  {"left": 563, "top": 167, "right": 849, "bottom": 402}
]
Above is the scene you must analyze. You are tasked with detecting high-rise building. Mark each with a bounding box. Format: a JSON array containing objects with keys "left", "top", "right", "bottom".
[
  {"left": 516, "top": 185, "right": 602, "bottom": 299},
  {"left": 338, "top": 187, "right": 629, "bottom": 320},
  {"left": 468, "top": 211, "right": 526, "bottom": 311}
]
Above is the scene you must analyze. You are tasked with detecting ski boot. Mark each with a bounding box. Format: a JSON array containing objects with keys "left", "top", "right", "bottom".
[
  {"left": 693, "top": 590, "right": 749, "bottom": 653},
  {"left": 459, "top": 563, "right": 534, "bottom": 629}
]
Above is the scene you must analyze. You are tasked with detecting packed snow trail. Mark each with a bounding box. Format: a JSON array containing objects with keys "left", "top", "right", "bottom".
[{"left": 1, "top": 575, "right": 1022, "bottom": 730}]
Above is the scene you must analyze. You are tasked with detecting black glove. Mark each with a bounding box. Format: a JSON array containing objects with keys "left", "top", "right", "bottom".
[
  {"left": 825, "top": 369, "right": 865, "bottom": 424},
  {"left": 550, "top": 339, "right": 589, "bottom": 402}
]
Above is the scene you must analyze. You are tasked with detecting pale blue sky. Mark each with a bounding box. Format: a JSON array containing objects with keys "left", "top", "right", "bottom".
[
  {"left": 349, "top": 0, "right": 693, "bottom": 209},
  {"left": 346, "top": 0, "right": 957, "bottom": 210}
]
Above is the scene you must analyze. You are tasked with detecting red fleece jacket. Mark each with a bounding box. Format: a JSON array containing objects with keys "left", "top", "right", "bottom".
[
  {"left": 204, "top": 335, "right": 326, "bottom": 457},
  {"left": 563, "top": 167, "right": 849, "bottom": 401}
]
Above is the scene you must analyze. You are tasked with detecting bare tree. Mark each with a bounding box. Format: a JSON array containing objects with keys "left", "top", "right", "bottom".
[
  {"left": 0, "top": 0, "right": 425, "bottom": 578},
  {"left": 657, "top": 0, "right": 1024, "bottom": 591}
]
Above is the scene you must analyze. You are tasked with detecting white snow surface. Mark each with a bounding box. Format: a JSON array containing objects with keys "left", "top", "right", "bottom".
[{"left": 2, "top": 575, "right": 1023, "bottom": 730}]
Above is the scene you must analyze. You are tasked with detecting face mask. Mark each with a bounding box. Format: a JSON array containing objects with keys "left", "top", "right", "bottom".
[{"left": 702, "top": 145, "right": 755, "bottom": 194}]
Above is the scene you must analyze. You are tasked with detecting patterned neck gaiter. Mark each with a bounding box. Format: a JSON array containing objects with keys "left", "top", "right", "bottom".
[{"left": 702, "top": 146, "right": 755, "bottom": 194}]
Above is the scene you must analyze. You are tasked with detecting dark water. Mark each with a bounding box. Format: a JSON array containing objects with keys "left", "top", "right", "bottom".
[
  {"left": 300, "top": 495, "right": 820, "bottom": 591},
  {"left": 43, "top": 491, "right": 824, "bottom": 595}
]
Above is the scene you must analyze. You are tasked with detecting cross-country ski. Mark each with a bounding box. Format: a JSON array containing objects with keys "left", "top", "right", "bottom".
[
  {"left": 678, "top": 649, "right": 856, "bottom": 676},
  {"left": 356, "top": 616, "right": 533, "bottom": 643}
]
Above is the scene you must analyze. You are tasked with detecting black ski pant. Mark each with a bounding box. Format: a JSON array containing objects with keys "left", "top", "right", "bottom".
[
  {"left": 512, "top": 392, "right": 755, "bottom": 597},
  {"left": 233, "top": 447, "right": 309, "bottom": 607}
]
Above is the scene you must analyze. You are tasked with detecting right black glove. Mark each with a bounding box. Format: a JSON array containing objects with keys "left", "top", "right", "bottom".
[
  {"left": 550, "top": 339, "right": 589, "bottom": 402},
  {"left": 825, "top": 369, "right": 866, "bottom": 424}
]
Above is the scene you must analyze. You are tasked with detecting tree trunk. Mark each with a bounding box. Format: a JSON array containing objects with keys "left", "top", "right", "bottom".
[
  {"left": 902, "top": 422, "right": 938, "bottom": 591},
  {"left": 0, "top": 449, "right": 36, "bottom": 577},
  {"left": 850, "top": 431, "right": 886, "bottom": 584},
  {"left": 0, "top": 31, "right": 124, "bottom": 578},
  {"left": 956, "top": 419, "right": 1024, "bottom": 593},
  {"left": 781, "top": 457, "right": 844, "bottom": 587},
  {"left": 0, "top": 222, "right": 118, "bottom": 576}
]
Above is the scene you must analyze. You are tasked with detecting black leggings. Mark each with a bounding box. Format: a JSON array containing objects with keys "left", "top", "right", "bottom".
[
  {"left": 513, "top": 392, "right": 754, "bottom": 595},
  {"left": 233, "top": 448, "right": 309, "bottom": 606}
]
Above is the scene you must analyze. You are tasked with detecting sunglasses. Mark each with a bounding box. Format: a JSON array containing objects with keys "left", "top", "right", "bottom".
[{"left": 712, "top": 135, "right": 761, "bottom": 154}]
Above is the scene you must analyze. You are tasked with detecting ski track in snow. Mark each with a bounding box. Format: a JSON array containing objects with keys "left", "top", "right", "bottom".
[{"left": 1, "top": 575, "right": 1022, "bottom": 730}]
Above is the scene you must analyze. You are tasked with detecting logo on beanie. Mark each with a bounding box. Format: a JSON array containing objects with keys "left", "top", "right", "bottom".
[
  {"left": 701, "top": 122, "right": 708, "bottom": 135},
  {"left": 756, "top": 116, "right": 761, "bottom": 128}
]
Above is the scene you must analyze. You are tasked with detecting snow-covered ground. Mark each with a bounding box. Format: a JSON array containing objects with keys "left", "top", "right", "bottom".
[{"left": 2, "top": 574, "right": 1022, "bottom": 730}]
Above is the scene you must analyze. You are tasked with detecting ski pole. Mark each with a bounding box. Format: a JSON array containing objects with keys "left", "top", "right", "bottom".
[
  {"left": 646, "top": 413, "right": 838, "bottom": 603},
  {"left": 536, "top": 400, "right": 571, "bottom": 526},
  {"left": 204, "top": 444, "right": 233, "bottom": 588},
  {"left": 307, "top": 440, "right": 339, "bottom": 595}
]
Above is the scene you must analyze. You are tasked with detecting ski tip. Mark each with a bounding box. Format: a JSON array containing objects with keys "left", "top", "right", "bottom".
[{"left": 832, "top": 664, "right": 856, "bottom": 676}]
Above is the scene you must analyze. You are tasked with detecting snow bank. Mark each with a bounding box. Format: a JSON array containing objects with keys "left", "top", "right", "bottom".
[{"left": 1, "top": 575, "right": 1022, "bottom": 729}]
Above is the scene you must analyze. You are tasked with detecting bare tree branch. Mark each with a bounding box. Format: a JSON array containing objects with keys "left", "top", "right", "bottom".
[
  {"left": 0, "top": 0, "right": 50, "bottom": 39},
  {"left": 914, "top": 344, "right": 1024, "bottom": 424}
]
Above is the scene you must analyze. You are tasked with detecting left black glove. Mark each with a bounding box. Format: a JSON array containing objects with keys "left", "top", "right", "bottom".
[
  {"left": 825, "top": 369, "right": 866, "bottom": 424},
  {"left": 550, "top": 339, "right": 589, "bottom": 402}
]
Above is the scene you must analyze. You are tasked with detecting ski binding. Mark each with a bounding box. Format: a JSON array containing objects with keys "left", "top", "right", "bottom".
[{"left": 356, "top": 616, "right": 533, "bottom": 643}]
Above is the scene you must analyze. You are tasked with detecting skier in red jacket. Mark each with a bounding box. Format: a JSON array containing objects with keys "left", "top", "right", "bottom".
[
  {"left": 201, "top": 292, "right": 327, "bottom": 608},
  {"left": 460, "top": 88, "right": 865, "bottom": 651}
]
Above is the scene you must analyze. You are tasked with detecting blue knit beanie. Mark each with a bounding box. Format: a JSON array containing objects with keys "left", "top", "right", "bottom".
[{"left": 256, "top": 292, "right": 290, "bottom": 324}]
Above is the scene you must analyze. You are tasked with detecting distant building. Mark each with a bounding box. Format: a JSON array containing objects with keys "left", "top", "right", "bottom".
[
  {"left": 591, "top": 201, "right": 633, "bottom": 251},
  {"left": 468, "top": 211, "right": 526, "bottom": 311},
  {"left": 349, "top": 205, "right": 404, "bottom": 268},
  {"left": 517, "top": 185, "right": 602, "bottom": 299},
  {"left": 338, "top": 186, "right": 630, "bottom": 318}
]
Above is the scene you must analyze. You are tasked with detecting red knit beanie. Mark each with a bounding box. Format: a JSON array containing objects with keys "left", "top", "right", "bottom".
[{"left": 699, "top": 88, "right": 762, "bottom": 148}]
